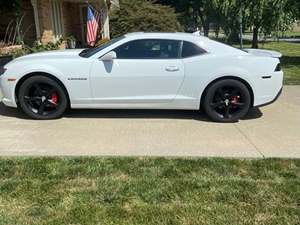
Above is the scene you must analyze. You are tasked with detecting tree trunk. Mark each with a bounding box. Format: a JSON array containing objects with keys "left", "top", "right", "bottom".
[
  {"left": 203, "top": 21, "right": 209, "bottom": 37},
  {"left": 215, "top": 24, "right": 220, "bottom": 38},
  {"left": 252, "top": 26, "right": 259, "bottom": 49},
  {"left": 228, "top": 30, "right": 239, "bottom": 43},
  {"left": 198, "top": 10, "right": 209, "bottom": 37}
]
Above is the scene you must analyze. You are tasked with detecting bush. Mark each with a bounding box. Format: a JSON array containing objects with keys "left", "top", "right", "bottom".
[
  {"left": 110, "top": 0, "right": 182, "bottom": 38},
  {"left": 1, "top": 39, "right": 64, "bottom": 58},
  {"left": 26, "top": 38, "right": 64, "bottom": 53}
]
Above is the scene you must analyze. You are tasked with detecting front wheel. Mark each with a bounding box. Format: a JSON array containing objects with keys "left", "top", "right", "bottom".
[
  {"left": 203, "top": 79, "right": 251, "bottom": 122},
  {"left": 18, "top": 76, "right": 68, "bottom": 120}
]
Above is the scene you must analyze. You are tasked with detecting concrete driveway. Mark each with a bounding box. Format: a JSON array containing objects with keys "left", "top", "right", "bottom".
[{"left": 0, "top": 86, "right": 299, "bottom": 158}]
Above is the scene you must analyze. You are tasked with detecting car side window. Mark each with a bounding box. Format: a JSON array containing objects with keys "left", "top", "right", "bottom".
[
  {"left": 181, "top": 41, "right": 206, "bottom": 58},
  {"left": 113, "top": 39, "right": 181, "bottom": 59}
]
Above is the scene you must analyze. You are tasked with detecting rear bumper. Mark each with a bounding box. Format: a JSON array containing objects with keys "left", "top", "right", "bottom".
[
  {"left": 253, "top": 70, "right": 283, "bottom": 107},
  {"left": 255, "top": 87, "right": 282, "bottom": 108}
]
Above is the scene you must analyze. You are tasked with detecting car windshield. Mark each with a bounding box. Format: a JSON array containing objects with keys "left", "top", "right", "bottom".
[{"left": 79, "top": 36, "right": 125, "bottom": 58}]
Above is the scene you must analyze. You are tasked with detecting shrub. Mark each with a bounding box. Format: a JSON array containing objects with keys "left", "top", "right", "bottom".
[
  {"left": 0, "top": 38, "right": 64, "bottom": 58},
  {"left": 110, "top": 0, "right": 182, "bottom": 38},
  {"left": 26, "top": 38, "right": 64, "bottom": 53}
]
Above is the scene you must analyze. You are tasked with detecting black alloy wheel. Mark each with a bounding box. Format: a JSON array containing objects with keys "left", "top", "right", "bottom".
[
  {"left": 18, "top": 76, "right": 68, "bottom": 119},
  {"left": 203, "top": 79, "right": 251, "bottom": 122}
]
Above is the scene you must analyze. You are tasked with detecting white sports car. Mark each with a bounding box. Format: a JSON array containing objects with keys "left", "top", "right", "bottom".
[{"left": 0, "top": 32, "right": 283, "bottom": 122}]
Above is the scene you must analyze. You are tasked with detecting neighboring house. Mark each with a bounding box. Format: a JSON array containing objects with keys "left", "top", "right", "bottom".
[{"left": 0, "top": 0, "right": 119, "bottom": 47}]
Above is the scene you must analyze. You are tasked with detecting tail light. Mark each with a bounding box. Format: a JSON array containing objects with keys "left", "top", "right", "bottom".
[{"left": 275, "top": 63, "right": 281, "bottom": 72}]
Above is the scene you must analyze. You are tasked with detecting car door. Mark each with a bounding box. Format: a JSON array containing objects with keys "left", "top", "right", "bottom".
[{"left": 89, "top": 39, "right": 185, "bottom": 106}]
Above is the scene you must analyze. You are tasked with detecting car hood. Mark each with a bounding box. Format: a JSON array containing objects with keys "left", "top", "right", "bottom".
[{"left": 11, "top": 49, "right": 85, "bottom": 63}]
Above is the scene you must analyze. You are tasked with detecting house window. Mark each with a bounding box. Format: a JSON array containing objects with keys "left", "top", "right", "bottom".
[{"left": 50, "top": 0, "right": 64, "bottom": 40}]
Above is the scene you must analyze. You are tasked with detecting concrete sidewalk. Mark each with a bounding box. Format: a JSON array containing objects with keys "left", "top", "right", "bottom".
[{"left": 0, "top": 86, "right": 299, "bottom": 158}]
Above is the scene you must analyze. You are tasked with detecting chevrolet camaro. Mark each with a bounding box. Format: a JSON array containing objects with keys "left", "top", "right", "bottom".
[{"left": 0, "top": 32, "right": 283, "bottom": 122}]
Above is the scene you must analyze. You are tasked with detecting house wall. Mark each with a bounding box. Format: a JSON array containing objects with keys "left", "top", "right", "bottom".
[
  {"left": 62, "top": 2, "right": 82, "bottom": 43},
  {"left": 0, "top": 0, "right": 36, "bottom": 44},
  {"left": 1, "top": 0, "right": 112, "bottom": 46}
]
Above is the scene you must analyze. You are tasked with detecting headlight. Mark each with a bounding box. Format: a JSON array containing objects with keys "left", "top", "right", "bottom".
[{"left": 0, "top": 67, "right": 7, "bottom": 76}]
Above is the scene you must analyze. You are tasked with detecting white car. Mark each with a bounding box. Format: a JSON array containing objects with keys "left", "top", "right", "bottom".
[{"left": 0, "top": 32, "right": 283, "bottom": 122}]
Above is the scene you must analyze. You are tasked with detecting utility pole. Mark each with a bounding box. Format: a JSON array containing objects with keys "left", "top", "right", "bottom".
[{"left": 239, "top": 8, "right": 243, "bottom": 49}]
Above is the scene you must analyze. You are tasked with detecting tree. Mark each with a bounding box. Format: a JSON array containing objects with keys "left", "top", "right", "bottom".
[
  {"left": 110, "top": 0, "right": 182, "bottom": 38},
  {"left": 215, "top": 0, "right": 243, "bottom": 42},
  {"left": 247, "top": 0, "right": 297, "bottom": 48},
  {"left": 155, "top": 0, "right": 220, "bottom": 36},
  {"left": 154, "top": 0, "right": 300, "bottom": 47}
]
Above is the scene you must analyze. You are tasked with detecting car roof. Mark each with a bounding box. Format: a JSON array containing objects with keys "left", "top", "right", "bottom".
[{"left": 124, "top": 32, "right": 209, "bottom": 42}]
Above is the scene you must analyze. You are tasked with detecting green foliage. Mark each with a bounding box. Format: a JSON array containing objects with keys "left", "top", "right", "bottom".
[
  {"left": 156, "top": 0, "right": 300, "bottom": 46},
  {"left": 6, "top": 39, "right": 64, "bottom": 58},
  {"left": 110, "top": 0, "right": 182, "bottom": 38},
  {"left": 27, "top": 38, "right": 64, "bottom": 53}
]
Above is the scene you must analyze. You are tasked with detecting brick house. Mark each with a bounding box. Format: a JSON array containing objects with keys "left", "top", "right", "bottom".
[{"left": 0, "top": 0, "right": 119, "bottom": 47}]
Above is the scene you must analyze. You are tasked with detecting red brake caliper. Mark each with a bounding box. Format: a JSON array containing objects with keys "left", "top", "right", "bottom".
[
  {"left": 51, "top": 93, "right": 58, "bottom": 105},
  {"left": 231, "top": 96, "right": 240, "bottom": 107}
]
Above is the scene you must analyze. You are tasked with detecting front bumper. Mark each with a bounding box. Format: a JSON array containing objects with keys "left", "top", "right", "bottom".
[{"left": 0, "top": 76, "right": 18, "bottom": 108}]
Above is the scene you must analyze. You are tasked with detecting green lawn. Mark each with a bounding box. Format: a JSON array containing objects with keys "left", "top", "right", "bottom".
[
  {"left": 235, "top": 41, "right": 300, "bottom": 85},
  {"left": 279, "top": 31, "right": 300, "bottom": 38},
  {"left": 0, "top": 157, "right": 299, "bottom": 225}
]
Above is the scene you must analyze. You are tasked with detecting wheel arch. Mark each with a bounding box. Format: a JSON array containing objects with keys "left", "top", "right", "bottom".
[
  {"left": 200, "top": 76, "right": 254, "bottom": 109},
  {"left": 15, "top": 72, "right": 70, "bottom": 107}
]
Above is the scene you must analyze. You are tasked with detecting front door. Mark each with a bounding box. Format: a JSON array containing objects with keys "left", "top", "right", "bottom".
[{"left": 90, "top": 39, "right": 185, "bottom": 106}]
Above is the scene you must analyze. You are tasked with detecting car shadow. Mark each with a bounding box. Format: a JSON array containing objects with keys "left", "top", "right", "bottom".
[{"left": 0, "top": 102, "right": 263, "bottom": 122}]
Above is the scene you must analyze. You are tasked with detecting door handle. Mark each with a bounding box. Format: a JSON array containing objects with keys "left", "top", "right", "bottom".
[{"left": 165, "top": 66, "right": 179, "bottom": 72}]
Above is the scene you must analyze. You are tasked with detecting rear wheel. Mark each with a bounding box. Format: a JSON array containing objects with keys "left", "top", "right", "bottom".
[
  {"left": 18, "top": 76, "right": 68, "bottom": 120},
  {"left": 203, "top": 79, "right": 251, "bottom": 122}
]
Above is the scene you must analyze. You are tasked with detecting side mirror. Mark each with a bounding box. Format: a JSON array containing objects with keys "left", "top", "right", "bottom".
[{"left": 100, "top": 51, "right": 117, "bottom": 61}]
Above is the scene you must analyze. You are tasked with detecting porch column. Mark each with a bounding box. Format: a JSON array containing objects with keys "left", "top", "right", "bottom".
[
  {"left": 102, "top": 3, "right": 110, "bottom": 39},
  {"left": 31, "top": 0, "right": 41, "bottom": 39},
  {"left": 103, "top": 12, "right": 110, "bottom": 39}
]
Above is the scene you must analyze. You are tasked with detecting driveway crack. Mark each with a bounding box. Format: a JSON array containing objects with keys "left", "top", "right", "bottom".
[{"left": 234, "top": 124, "right": 265, "bottom": 158}]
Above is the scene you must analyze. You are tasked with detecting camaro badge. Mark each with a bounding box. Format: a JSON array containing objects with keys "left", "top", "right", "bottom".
[{"left": 68, "top": 78, "right": 87, "bottom": 81}]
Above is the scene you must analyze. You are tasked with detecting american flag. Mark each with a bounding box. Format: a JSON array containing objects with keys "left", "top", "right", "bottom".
[{"left": 87, "top": 5, "right": 100, "bottom": 46}]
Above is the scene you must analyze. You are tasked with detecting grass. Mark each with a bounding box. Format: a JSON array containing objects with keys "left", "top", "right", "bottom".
[
  {"left": 0, "top": 157, "right": 299, "bottom": 225},
  {"left": 279, "top": 31, "right": 300, "bottom": 38},
  {"left": 233, "top": 41, "right": 300, "bottom": 85}
]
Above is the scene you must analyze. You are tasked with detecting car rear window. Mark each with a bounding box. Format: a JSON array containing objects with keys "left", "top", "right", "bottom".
[{"left": 181, "top": 41, "right": 207, "bottom": 58}]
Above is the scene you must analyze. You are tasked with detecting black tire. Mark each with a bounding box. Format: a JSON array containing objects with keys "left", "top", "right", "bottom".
[
  {"left": 18, "top": 76, "right": 68, "bottom": 120},
  {"left": 203, "top": 79, "right": 251, "bottom": 122}
]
